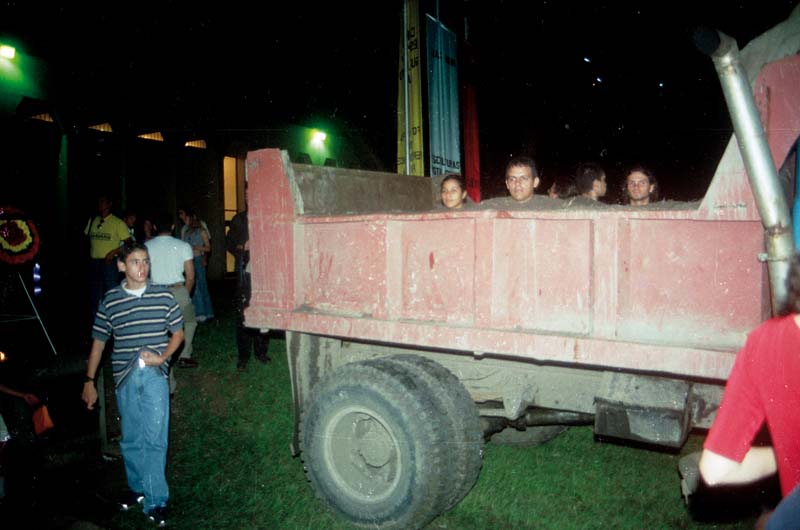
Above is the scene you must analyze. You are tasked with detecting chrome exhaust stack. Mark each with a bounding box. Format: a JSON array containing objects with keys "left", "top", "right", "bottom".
[{"left": 694, "top": 27, "right": 795, "bottom": 314}]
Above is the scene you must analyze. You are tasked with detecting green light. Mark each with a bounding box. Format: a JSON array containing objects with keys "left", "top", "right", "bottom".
[
  {"left": 0, "top": 45, "right": 15, "bottom": 60},
  {"left": 0, "top": 43, "right": 46, "bottom": 114},
  {"left": 311, "top": 130, "right": 327, "bottom": 146}
]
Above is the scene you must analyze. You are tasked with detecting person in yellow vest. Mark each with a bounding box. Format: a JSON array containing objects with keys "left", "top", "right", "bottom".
[{"left": 85, "top": 194, "right": 132, "bottom": 317}]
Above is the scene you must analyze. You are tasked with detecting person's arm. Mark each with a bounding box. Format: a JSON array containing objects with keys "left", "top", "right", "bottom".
[
  {"left": 183, "top": 258, "right": 195, "bottom": 294},
  {"left": 0, "top": 384, "right": 40, "bottom": 406},
  {"left": 139, "top": 330, "right": 185, "bottom": 367},
  {"left": 198, "top": 229, "right": 211, "bottom": 254},
  {"left": 81, "top": 339, "right": 106, "bottom": 410},
  {"left": 225, "top": 227, "right": 238, "bottom": 255},
  {"left": 105, "top": 236, "right": 133, "bottom": 262},
  {"left": 700, "top": 446, "right": 778, "bottom": 486},
  {"left": 226, "top": 215, "right": 245, "bottom": 256}
]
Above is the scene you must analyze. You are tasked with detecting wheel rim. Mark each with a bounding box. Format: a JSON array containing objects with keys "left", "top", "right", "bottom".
[{"left": 323, "top": 405, "right": 402, "bottom": 502}]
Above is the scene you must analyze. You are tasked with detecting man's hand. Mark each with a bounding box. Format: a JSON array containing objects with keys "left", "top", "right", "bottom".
[
  {"left": 22, "top": 393, "right": 41, "bottom": 406},
  {"left": 82, "top": 339, "right": 105, "bottom": 410},
  {"left": 82, "top": 383, "right": 98, "bottom": 410},
  {"left": 140, "top": 348, "right": 167, "bottom": 367}
]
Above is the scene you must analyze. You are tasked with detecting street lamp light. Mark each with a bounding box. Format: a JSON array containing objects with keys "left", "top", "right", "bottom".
[
  {"left": 311, "top": 129, "right": 327, "bottom": 147},
  {"left": 0, "top": 45, "right": 16, "bottom": 60}
]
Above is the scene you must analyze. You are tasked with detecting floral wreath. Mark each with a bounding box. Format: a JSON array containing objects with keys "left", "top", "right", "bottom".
[{"left": 0, "top": 205, "right": 41, "bottom": 265}]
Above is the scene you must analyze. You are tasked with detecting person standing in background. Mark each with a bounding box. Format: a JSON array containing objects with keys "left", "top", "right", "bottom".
[
  {"left": 146, "top": 213, "right": 198, "bottom": 379},
  {"left": 85, "top": 194, "right": 132, "bottom": 317},
  {"left": 225, "top": 208, "right": 270, "bottom": 371},
  {"left": 122, "top": 210, "right": 137, "bottom": 241},
  {"left": 180, "top": 208, "right": 214, "bottom": 323}
]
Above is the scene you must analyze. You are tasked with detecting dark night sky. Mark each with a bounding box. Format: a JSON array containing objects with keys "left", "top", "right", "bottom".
[{"left": 1, "top": 1, "right": 797, "bottom": 200}]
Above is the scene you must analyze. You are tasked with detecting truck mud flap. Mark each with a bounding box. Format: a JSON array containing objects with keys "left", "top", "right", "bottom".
[{"left": 593, "top": 372, "right": 691, "bottom": 448}]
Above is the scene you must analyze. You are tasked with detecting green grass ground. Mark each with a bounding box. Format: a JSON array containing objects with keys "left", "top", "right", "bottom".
[{"left": 107, "top": 284, "right": 773, "bottom": 530}]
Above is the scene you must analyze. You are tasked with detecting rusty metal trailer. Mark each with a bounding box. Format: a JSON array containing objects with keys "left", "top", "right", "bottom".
[{"left": 242, "top": 19, "right": 800, "bottom": 530}]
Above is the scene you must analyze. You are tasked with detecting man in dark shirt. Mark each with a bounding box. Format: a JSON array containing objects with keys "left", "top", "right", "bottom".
[{"left": 226, "top": 209, "right": 271, "bottom": 371}]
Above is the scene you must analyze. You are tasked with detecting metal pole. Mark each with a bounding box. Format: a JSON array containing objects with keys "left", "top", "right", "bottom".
[
  {"left": 696, "top": 28, "right": 795, "bottom": 314},
  {"left": 403, "top": 0, "right": 411, "bottom": 173},
  {"left": 17, "top": 272, "right": 58, "bottom": 356}
]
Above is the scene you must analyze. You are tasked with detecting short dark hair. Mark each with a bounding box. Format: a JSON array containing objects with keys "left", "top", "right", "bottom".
[
  {"left": 441, "top": 173, "right": 465, "bottom": 192},
  {"left": 153, "top": 212, "right": 175, "bottom": 235},
  {"left": 505, "top": 156, "right": 538, "bottom": 178},
  {"left": 574, "top": 162, "right": 605, "bottom": 194},
  {"left": 118, "top": 241, "right": 149, "bottom": 263},
  {"left": 549, "top": 178, "right": 578, "bottom": 199}
]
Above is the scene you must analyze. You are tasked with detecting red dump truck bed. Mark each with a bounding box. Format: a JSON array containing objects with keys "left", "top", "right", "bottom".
[
  {"left": 241, "top": 33, "right": 800, "bottom": 530},
  {"left": 246, "top": 58, "right": 800, "bottom": 384}
]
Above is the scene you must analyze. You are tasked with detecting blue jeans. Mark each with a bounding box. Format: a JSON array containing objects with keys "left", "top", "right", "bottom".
[
  {"left": 767, "top": 483, "right": 800, "bottom": 530},
  {"left": 191, "top": 255, "right": 214, "bottom": 320},
  {"left": 116, "top": 364, "right": 170, "bottom": 511}
]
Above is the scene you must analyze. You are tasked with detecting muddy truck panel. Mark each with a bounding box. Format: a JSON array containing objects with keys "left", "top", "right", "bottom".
[
  {"left": 246, "top": 50, "right": 799, "bottom": 415},
  {"left": 242, "top": 31, "right": 800, "bottom": 530}
]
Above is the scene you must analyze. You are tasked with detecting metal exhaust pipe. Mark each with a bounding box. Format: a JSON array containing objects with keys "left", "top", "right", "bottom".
[{"left": 694, "top": 27, "right": 795, "bottom": 314}]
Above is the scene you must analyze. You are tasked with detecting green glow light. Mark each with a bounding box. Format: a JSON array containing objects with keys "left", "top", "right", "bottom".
[
  {"left": 0, "top": 43, "right": 46, "bottom": 114},
  {"left": 0, "top": 45, "right": 15, "bottom": 60},
  {"left": 311, "top": 130, "right": 327, "bottom": 146}
]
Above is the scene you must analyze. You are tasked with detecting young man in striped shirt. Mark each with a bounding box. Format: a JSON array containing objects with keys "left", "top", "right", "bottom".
[{"left": 81, "top": 242, "right": 184, "bottom": 527}]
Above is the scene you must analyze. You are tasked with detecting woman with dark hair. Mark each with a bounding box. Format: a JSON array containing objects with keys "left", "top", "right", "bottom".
[
  {"left": 180, "top": 208, "right": 214, "bottom": 322},
  {"left": 439, "top": 174, "right": 469, "bottom": 209}
]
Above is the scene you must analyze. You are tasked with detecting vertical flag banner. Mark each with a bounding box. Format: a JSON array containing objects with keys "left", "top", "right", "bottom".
[
  {"left": 426, "top": 15, "right": 461, "bottom": 178},
  {"left": 461, "top": 39, "right": 481, "bottom": 202},
  {"left": 397, "top": 0, "right": 425, "bottom": 176}
]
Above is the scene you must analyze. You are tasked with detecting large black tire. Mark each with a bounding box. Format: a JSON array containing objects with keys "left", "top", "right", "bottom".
[
  {"left": 490, "top": 425, "right": 569, "bottom": 447},
  {"left": 301, "top": 358, "right": 451, "bottom": 530},
  {"left": 383, "top": 354, "right": 483, "bottom": 512}
]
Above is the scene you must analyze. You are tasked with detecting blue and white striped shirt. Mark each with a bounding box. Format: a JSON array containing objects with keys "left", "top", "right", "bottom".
[{"left": 92, "top": 283, "right": 184, "bottom": 388}]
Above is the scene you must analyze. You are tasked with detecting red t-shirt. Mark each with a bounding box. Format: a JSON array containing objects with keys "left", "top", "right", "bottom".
[{"left": 704, "top": 315, "right": 800, "bottom": 496}]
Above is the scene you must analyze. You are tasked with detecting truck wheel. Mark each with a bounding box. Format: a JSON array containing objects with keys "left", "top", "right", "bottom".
[
  {"left": 490, "top": 425, "right": 569, "bottom": 447},
  {"left": 301, "top": 358, "right": 450, "bottom": 530},
  {"left": 383, "top": 354, "right": 483, "bottom": 512}
]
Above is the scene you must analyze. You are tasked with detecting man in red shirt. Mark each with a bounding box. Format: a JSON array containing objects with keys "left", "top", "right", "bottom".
[{"left": 697, "top": 255, "right": 800, "bottom": 529}]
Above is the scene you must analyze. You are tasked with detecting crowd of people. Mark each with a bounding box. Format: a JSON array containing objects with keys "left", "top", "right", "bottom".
[{"left": 436, "top": 157, "right": 660, "bottom": 210}]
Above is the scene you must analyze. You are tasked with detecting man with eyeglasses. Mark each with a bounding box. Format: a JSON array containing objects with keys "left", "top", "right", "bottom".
[
  {"left": 84, "top": 194, "right": 133, "bottom": 317},
  {"left": 504, "top": 156, "right": 540, "bottom": 204}
]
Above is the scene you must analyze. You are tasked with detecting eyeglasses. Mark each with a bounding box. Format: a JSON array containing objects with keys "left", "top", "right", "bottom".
[
  {"left": 96, "top": 219, "right": 104, "bottom": 229},
  {"left": 506, "top": 175, "right": 532, "bottom": 184}
]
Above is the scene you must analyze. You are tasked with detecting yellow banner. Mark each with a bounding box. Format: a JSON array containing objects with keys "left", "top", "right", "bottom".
[{"left": 397, "top": 0, "right": 425, "bottom": 176}]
